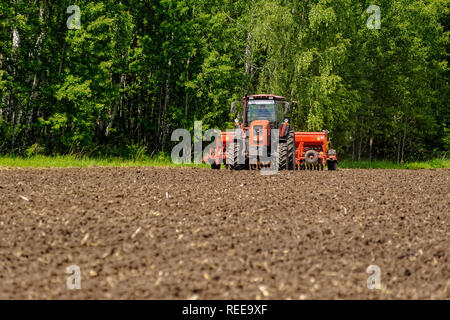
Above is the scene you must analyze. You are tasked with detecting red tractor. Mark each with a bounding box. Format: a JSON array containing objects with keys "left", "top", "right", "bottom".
[{"left": 204, "top": 94, "right": 338, "bottom": 171}]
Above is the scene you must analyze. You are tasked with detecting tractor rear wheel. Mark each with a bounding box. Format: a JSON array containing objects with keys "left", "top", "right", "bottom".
[
  {"left": 225, "top": 143, "right": 235, "bottom": 170},
  {"left": 226, "top": 141, "right": 246, "bottom": 170},
  {"left": 287, "top": 129, "right": 296, "bottom": 170}
]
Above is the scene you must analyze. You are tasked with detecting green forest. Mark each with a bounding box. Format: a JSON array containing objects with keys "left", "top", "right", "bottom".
[{"left": 0, "top": 0, "right": 448, "bottom": 162}]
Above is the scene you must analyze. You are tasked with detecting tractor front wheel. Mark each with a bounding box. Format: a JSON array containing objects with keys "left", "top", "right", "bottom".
[
  {"left": 211, "top": 163, "right": 220, "bottom": 170},
  {"left": 278, "top": 140, "right": 288, "bottom": 170},
  {"left": 287, "top": 129, "right": 296, "bottom": 170}
]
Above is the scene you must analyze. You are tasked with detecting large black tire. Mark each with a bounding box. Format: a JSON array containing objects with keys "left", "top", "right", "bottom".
[
  {"left": 287, "top": 129, "right": 296, "bottom": 170},
  {"left": 211, "top": 162, "right": 220, "bottom": 170},
  {"left": 327, "top": 160, "right": 337, "bottom": 171},
  {"left": 226, "top": 141, "right": 246, "bottom": 170},
  {"left": 225, "top": 142, "right": 235, "bottom": 170},
  {"left": 305, "top": 150, "right": 319, "bottom": 164},
  {"left": 277, "top": 140, "right": 288, "bottom": 170}
]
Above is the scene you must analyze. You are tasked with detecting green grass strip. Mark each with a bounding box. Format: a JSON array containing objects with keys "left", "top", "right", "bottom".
[{"left": 0, "top": 155, "right": 448, "bottom": 169}]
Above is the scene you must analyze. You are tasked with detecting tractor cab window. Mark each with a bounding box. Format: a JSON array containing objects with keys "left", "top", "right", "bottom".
[
  {"left": 247, "top": 100, "right": 276, "bottom": 123},
  {"left": 276, "top": 101, "right": 286, "bottom": 124}
]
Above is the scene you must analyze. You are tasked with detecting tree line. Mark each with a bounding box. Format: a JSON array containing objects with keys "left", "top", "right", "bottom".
[{"left": 0, "top": 0, "right": 448, "bottom": 161}]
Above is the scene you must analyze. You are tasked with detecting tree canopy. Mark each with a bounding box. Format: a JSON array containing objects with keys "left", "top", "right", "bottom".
[{"left": 0, "top": 0, "right": 448, "bottom": 161}]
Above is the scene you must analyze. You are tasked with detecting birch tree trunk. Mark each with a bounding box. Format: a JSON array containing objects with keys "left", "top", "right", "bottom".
[
  {"left": 0, "top": 52, "right": 5, "bottom": 122},
  {"left": 159, "top": 32, "right": 173, "bottom": 151},
  {"left": 244, "top": 0, "right": 254, "bottom": 90},
  {"left": 10, "top": 9, "right": 21, "bottom": 149},
  {"left": 401, "top": 121, "right": 407, "bottom": 163},
  {"left": 26, "top": 3, "right": 45, "bottom": 134},
  {"left": 184, "top": 58, "right": 190, "bottom": 118},
  {"left": 161, "top": 60, "right": 171, "bottom": 151},
  {"left": 106, "top": 74, "right": 126, "bottom": 136},
  {"left": 357, "top": 129, "right": 362, "bottom": 161}
]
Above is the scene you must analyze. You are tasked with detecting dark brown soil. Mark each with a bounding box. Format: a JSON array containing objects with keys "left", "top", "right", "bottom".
[{"left": 0, "top": 167, "right": 448, "bottom": 299}]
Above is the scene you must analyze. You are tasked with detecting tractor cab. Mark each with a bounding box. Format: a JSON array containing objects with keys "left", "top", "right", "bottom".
[{"left": 231, "top": 94, "right": 291, "bottom": 130}]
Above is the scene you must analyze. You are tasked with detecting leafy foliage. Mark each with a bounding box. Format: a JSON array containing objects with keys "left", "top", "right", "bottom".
[{"left": 0, "top": 0, "right": 448, "bottom": 162}]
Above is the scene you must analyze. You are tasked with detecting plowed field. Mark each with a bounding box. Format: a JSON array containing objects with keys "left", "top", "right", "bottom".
[{"left": 0, "top": 167, "right": 448, "bottom": 299}]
